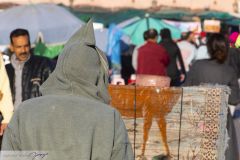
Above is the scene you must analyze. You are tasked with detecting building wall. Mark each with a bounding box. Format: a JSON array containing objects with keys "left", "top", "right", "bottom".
[
  {"left": 1, "top": 0, "right": 238, "bottom": 13},
  {"left": 76, "top": 0, "right": 238, "bottom": 13}
]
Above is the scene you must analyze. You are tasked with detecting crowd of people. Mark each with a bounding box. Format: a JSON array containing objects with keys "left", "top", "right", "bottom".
[
  {"left": 127, "top": 28, "right": 209, "bottom": 86},
  {"left": 0, "top": 19, "right": 240, "bottom": 159}
]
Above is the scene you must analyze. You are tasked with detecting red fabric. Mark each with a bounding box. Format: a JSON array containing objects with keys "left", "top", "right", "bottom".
[{"left": 137, "top": 41, "right": 169, "bottom": 76}]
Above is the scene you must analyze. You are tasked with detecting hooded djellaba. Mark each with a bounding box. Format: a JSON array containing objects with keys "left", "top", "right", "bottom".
[{"left": 1, "top": 20, "right": 134, "bottom": 160}]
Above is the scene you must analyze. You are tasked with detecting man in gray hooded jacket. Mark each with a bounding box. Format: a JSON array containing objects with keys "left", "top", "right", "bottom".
[{"left": 1, "top": 20, "right": 134, "bottom": 160}]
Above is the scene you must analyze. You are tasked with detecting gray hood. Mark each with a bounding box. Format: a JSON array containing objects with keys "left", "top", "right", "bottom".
[{"left": 40, "top": 20, "right": 110, "bottom": 104}]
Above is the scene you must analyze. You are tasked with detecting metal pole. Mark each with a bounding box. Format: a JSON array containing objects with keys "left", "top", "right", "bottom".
[{"left": 145, "top": 13, "right": 150, "bottom": 30}]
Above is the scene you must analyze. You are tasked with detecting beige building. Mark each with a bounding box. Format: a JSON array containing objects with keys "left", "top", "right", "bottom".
[{"left": 1, "top": 0, "right": 240, "bottom": 14}]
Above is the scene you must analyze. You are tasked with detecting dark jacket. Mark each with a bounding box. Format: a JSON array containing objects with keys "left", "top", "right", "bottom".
[
  {"left": 5, "top": 55, "right": 54, "bottom": 103},
  {"left": 184, "top": 59, "right": 240, "bottom": 105},
  {"left": 227, "top": 48, "right": 240, "bottom": 78},
  {"left": 160, "top": 39, "right": 186, "bottom": 85}
]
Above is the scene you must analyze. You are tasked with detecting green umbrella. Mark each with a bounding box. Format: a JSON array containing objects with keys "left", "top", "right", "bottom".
[
  {"left": 197, "top": 11, "right": 234, "bottom": 20},
  {"left": 122, "top": 16, "right": 181, "bottom": 46},
  {"left": 34, "top": 41, "right": 64, "bottom": 59},
  {"left": 225, "top": 18, "right": 240, "bottom": 26},
  {"left": 70, "top": 8, "right": 145, "bottom": 26},
  {"left": 152, "top": 9, "right": 194, "bottom": 21}
]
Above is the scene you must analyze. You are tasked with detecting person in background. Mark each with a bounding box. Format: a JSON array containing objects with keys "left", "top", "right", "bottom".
[
  {"left": 177, "top": 31, "right": 197, "bottom": 72},
  {"left": 160, "top": 28, "right": 186, "bottom": 86},
  {"left": 227, "top": 34, "right": 240, "bottom": 155},
  {"left": 1, "top": 20, "right": 133, "bottom": 160},
  {"left": 132, "top": 30, "right": 149, "bottom": 71},
  {"left": 229, "top": 32, "right": 239, "bottom": 48},
  {"left": 195, "top": 32, "right": 210, "bottom": 61},
  {"left": 120, "top": 40, "right": 135, "bottom": 84},
  {"left": 227, "top": 32, "right": 240, "bottom": 79},
  {"left": 5, "top": 29, "right": 54, "bottom": 110},
  {"left": 0, "top": 53, "right": 13, "bottom": 135},
  {"left": 227, "top": 47, "right": 240, "bottom": 79},
  {"left": 137, "top": 28, "right": 169, "bottom": 76},
  {"left": 184, "top": 33, "right": 240, "bottom": 160}
]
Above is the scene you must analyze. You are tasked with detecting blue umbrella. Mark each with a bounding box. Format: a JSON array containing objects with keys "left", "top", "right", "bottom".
[{"left": 0, "top": 3, "right": 84, "bottom": 45}]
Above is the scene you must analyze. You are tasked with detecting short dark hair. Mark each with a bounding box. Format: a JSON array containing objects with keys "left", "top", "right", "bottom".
[
  {"left": 207, "top": 33, "right": 228, "bottom": 64},
  {"left": 160, "top": 28, "right": 172, "bottom": 40},
  {"left": 10, "top": 28, "right": 30, "bottom": 45},
  {"left": 147, "top": 28, "right": 158, "bottom": 39},
  {"left": 143, "top": 30, "right": 149, "bottom": 41}
]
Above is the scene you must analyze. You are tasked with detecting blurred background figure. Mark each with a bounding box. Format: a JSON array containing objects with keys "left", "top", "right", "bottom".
[
  {"left": 160, "top": 28, "right": 186, "bottom": 86},
  {"left": 195, "top": 31, "right": 210, "bottom": 61},
  {"left": 229, "top": 32, "right": 239, "bottom": 48},
  {"left": 0, "top": 53, "right": 13, "bottom": 134},
  {"left": 120, "top": 41, "right": 135, "bottom": 84},
  {"left": 0, "top": 52, "right": 14, "bottom": 149},
  {"left": 177, "top": 31, "right": 197, "bottom": 72},
  {"left": 132, "top": 30, "right": 149, "bottom": 72},
  {"left": 227, "top": 32, "right": 240, "bottom": 83},
  {"left": 137, "top": 28, "right": 169, "bottom": 77}
]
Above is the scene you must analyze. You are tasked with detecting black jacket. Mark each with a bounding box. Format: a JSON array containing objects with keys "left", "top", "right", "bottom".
[
  {"left": 184, "top": 59, "right": 240, "bottom": 105},
  {"left": 160, "top": 39, "right": 186, "bottom": 85},
  {"left": 5, "top": 55, "right": 54, "bottom": 103},
  {"left": 227, "top": 48, "right": 240, "bottom": 78}
]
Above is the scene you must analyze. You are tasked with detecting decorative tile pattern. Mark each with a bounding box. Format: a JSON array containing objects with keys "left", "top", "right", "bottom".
[{"left": 109, "top": 85, "right": 228, "bottom": 160}]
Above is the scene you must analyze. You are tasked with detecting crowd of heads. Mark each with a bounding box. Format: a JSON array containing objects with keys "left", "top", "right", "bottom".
[
  {"left": 143, "top": 28, "right": 173, "bottom": 42},
  {"left": 142, "top": 27, "right": 235, "bottom": 65},
  {"left": 143, "top": 28, "right": 196, "bottom": 43}
]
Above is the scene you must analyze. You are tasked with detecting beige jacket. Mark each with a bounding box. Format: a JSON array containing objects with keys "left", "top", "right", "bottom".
[{"left": 0, "top": 53, "right": 13, "bottom": 123}]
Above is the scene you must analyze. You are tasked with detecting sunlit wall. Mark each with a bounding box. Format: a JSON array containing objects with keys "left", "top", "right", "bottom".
[{"left": 1, "top": 0, "right": 239, "bottom": 13}]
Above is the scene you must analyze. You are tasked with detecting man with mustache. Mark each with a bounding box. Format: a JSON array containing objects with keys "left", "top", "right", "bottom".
[{"left": 5, "top": 29, "right": 54, "bottom": 110}]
